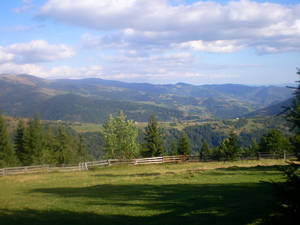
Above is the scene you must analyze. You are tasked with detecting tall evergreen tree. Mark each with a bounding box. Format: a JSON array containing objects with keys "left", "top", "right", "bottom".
[
  {"left": 218, "top": 132, "right": 240, "bottom": 161},
  {"left": 14, "top": 119, "right": 27, "bottom": 164},
  {"left": 200, "top": 140, "right": 210, "bottom": 160},
  {"left": 169, "top": 140, "right": 177, "bottom": 156},
  {"left": 286, "top": 68, "right": 300, "bottom": 159},
  {"left": 78, "top": 134, "right": 88, "bottom": 162},
  {"left": 143, "top": 115, "right": 165, "bottom": 157},
  {"left": 259, "top": 129, "right": 288, "bottom": 155},
  {"left": 0, "top": 114, "right": 17, "bottom": 167},
  {"left": 177, "top": 132, "right": 191, "bottom": 155},
  {"left": 40, "top": 130, "right": 57, "bottom": 165},
  {"left": 24, "top": 114, "right": 44, "bottom": 165},
  {"left": 55, "top": 124, "right": 77, "bottom": 164}
]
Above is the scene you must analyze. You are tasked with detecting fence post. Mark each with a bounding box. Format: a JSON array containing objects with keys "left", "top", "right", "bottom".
[
  {"left": 108, "top": 159, "right": 111, "bottom": 166},
  {"left": 283, "top": 152, "right": 286, "bottom": 160},
  {"left": 3, "top": 168, "right": 6, "bottom": 176},
  {"left": 257, "top": 152, "right": 261, "bottom": 160},
  {"left": 85, "top": 162, "right": 88, "bottom": 170}
]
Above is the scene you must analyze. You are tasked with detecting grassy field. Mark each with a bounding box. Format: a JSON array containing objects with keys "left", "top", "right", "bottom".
[{"left": 0, "top": 160, "right": 288, "bottom": 225}]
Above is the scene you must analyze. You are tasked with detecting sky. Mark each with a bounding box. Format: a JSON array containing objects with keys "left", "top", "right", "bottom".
[{"left": 0, "top": 0, "right": 300, "bottom": 85}]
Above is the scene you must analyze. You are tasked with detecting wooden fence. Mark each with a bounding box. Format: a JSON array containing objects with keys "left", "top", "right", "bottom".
[{"left": 0, "top": 153, "right": 296, "bottom": 177}]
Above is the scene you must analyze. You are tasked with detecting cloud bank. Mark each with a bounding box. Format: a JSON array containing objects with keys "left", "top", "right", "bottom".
[{"left": 38, "top": 0, "right": 300, "bottom": 53}]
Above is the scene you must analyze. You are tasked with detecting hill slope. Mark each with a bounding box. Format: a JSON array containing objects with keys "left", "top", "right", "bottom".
[{"left": 0, "top": 74, "right": 293, "bottom": 122}]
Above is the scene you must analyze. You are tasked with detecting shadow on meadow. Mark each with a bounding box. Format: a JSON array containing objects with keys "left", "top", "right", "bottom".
[
  {"left": 217, "top": 165, "right": 284, "bottom": 172},
  {"left": 0, "top": 180, "right": 278, "bottom": 225},
  {"left": 92, "top": 172, "right": 162, "bottom": 178}
]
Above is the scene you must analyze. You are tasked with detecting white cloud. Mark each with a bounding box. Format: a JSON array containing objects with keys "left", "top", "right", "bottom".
[
  {"left": 0, "top": 63, "right": 103, "bottom": 79},
  {"left": 175, "top": 40, "right": 245, "bottom": 53},
  {"left": 0, "top": 47, "right": 15, "bottom": 63},
  {"left": 0, "top": 63, "right": 46, "bottom": 76},
  {"left": 13, "top": 0, "right": 33, "bottom": 14},
  {"left": 0, "top": 40, "right": 74, "bottom": 64},
  {"left": 39, "top": 0, "right": 300, "bottom": 53}
]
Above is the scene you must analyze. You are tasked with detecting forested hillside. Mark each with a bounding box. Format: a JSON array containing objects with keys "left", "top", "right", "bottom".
[{"left": 0, "top": 74, "right": 293, "bottom": 123}]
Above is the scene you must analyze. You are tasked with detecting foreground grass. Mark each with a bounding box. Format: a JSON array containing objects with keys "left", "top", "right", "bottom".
[{"left": 0, "top": 160, "right": 288, "bottom": 225}]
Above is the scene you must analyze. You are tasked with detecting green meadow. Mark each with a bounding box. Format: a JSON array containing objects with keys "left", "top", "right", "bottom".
[{"left": 0, "top": 160, "right": 288, "bottom": 225}]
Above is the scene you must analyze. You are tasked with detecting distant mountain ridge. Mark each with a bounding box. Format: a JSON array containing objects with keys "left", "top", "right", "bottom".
[{"left": 0, "top": 74, "right": 293, "bottom": 123}]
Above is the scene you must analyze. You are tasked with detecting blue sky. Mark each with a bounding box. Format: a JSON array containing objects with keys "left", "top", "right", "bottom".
[{"left": 0, "top": 0, "right": 299, "bottom": 85}]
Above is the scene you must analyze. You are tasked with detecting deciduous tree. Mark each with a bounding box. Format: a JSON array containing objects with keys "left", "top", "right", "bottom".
[{"left": 103, "top": 111, "right": 139, "bottom": 159}]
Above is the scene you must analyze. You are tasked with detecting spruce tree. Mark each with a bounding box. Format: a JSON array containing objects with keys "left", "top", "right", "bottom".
[
  {"left": 259, "top": 129, "right": 288, "bottom": 155},
  {"left": 169, "top": 140, "right": 177, "bottom": 156},
  {"left": 24, "top": 114, "right": 44, "bottom": 165},
  {"left": 55, "top": 124, "right": 77, "bottom": 164},
  {"left": 143, "top": 115, "right": 165, "bottom": 157},
  {"left": 0, "top": 114, "right": 17, "bottom": 167},
  {"left": 218, "top": 132, "right": 240, "bottom": 161},
  {"left": 200, "top": 140, "right": 210, "bottom": 160},
  {"left": 78, "top": 134, "right": 88, "bottom": 162},
  {"left": 286, "top": 68, "right": 300, "bottom": 159},
  {"left": 14, "top": 119, "right": 27, "bottom": 164},
  {"left": 177, "top": 132, "right": 191, "bottom": 155}
]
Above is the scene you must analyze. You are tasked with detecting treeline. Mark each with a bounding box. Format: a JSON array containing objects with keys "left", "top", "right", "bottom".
[
  {"left": 100, "top": 111, "right": 293, "bottom": 161},
  {"left": 1, "top": 112, "right": 293, "bottom": 168},
  {"left": 0, "top": 113, "right": 88, "bottom": 167}
]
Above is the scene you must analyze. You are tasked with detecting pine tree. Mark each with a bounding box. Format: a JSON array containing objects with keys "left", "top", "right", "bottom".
[
  {"left": 40, "top": 130, "right": 57, "bottom": 165},
  {"left": 259, "top": 129, "right": 288, "bottom": 155},
  {"left": 169, "top": 140, "right": 177, "bottom": 156},
  {"left": 78, "top": 134, "right": 88, "bottom": 162},
  {"left": 286, "top": 69, "right": 300, "bottom": 159},
  {"left": 247, "top": 138, "right": 259, "bottom": 157},
  {"left": 200, "top": 140, "right": 210, "bottom": 160},
  {"left": 177, "top": 132, "right": 191, "bottom": 155},
  {"left": 55, "top": 124, "right": 77, "bottom": 164},
  {"left": 24, "top": 114, "right": 44, "bottom": 165},
  {"left": 14, "top": 119, "right": 27, "bottom": 164},
  {"left": 0, "top": 114, "right": 17, "bottom": 167},
  {"left": 218, "top": 132, "right": 240, "bottom": 161},
  {"left": 143, "top": 115, "right": 165, "bottom": 157}
]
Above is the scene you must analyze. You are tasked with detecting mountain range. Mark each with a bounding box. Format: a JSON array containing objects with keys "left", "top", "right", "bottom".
[{"left": 0, "top": 74, "right": 294, "bottom": 123}]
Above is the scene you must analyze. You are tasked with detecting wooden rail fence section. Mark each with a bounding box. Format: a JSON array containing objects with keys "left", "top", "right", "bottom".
[{"left": 0, "top": 153, "right": 296, "bottom": 176}]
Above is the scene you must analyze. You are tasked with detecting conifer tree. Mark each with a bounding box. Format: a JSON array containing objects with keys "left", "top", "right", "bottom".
[
  {"left": 143, "top": 115, "right": 165, "bottom": 157},
  {"left": 286, "top": 68, "right": 300, "bottom": 159},
  {"left": 259, "top": 129, "right": 288, "bottom": 155},
  {"left": 14, "top": 119, "right": 27, "bottom": 164},
  {"left": 78, "top": 134, "right": 88, "bottom": 162},
  {"left": 177, "top": 132, "right": 191, "bottom": 155},
  {"left": 0, "top": 114, "right": 17, "bottom": 167},
  {"left": 55, "top": 124, "right": 76, "bottom": 164},
  {"left": 218, "top": 132, "right": 240, "bottom": 161},
  {"left": 40, "top": 130, "right": 57, "bottom": 164},
  {"left": 169, "top": 140, "right": 177, "bottom": 156},
  {"left": 24, "top": 114, "right": 44, "bottom": 165},
  {"left": 200, "top": 140, "right": 210, "bottom": 160}
]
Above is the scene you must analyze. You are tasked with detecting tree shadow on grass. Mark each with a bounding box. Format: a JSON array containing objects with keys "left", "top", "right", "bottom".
[
  {"left": 0, "top": 182, "right": 277, "bottom": 225},
  {"left": 217, "top": 165, "right": 285, "bottom": 172},
  {"left": 92, "top": 172, "right": 161, "bottom": 178}
]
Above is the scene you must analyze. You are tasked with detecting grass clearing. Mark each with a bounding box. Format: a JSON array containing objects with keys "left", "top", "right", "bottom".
[{"left": 0, "top": 160, "right": 288, "bottom": 225}]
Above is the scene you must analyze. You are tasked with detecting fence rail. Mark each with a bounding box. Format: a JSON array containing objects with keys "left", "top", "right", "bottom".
[{"left": 0, "top": 153, "right": 296, "bottom": 176}]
